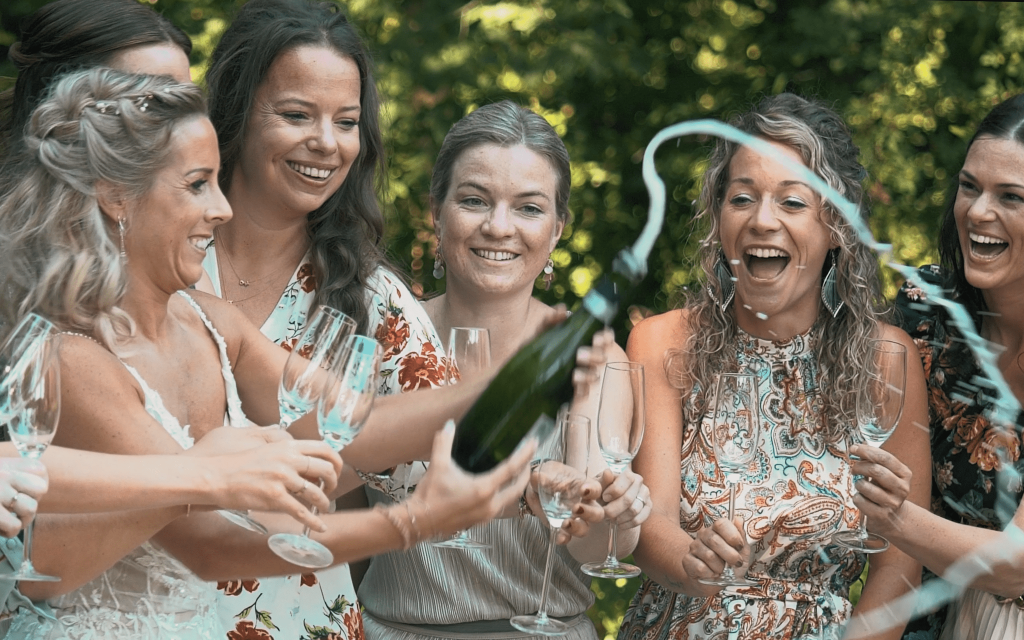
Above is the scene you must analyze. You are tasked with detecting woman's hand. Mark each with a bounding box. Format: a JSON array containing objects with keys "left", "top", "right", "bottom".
[
  {"left": 598, "top": 468, "right": 652, "bottom": 529},
  {"left": 523, "top": 463, "right": 603, "bottom": 544},
  {"left": 0, "top": 458, "right": 48, "bottom": 538},
  {"left": 573, "top": 328, "right": 614, "bottom": 400},
  {"left": 849, "top": 443, "right": 913, "bottom": 538},
  {"left": 411, "top": 421, "right": 535, "bottom": 539},
  {"left": 681, "top": 517, "right": 750, "bottom": 592},
  {"left": 188, "top": 427, "right": 344, "bottom": 532}
]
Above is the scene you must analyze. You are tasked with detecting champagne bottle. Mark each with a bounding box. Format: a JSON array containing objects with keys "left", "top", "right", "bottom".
[{"left": 453, "top": 253, "right": 642, "bottom": 472}]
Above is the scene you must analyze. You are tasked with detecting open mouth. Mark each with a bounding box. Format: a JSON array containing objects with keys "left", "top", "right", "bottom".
[
  {"left": 969, "top": 232, "right": 1008, "bottom": 259},
  {"left": 287, "top": 161, "right": 335, "bottom": 182},
  {"left": 472, "top": 249, "right": 518, "bottom": 262},
  {"left": 189, "top": 236, "right": 213, "bottom": 252},
  {"left": 744, "top": 247, "right": 790, "bottom": 280}
]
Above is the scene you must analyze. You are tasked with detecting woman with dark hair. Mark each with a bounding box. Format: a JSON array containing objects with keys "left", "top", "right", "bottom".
[
  {"left": 857, "top": 93, "right": 1024, "bottom": 640},
  {"left": 616, "top": 93, "right": 930, "bottom": 640},
  {"left": 0, "top": 0, "right": 191, "bottom": 158}
]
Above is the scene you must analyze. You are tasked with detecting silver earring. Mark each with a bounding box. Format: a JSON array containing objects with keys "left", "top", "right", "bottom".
[
  {"left": 708, "top": 251, "right": 735, "bottom": 311},
  {"left": 821, "top": 250, "right": 843, "bottom": 318},
  {"left": 543, "top": 258, "right": 554, "bottom": 291},
  {"left": 433, "top": 244, "right": 445, "bottom": 279},
  {"left": 117, "top": 217, "right": 127, "bottom": 259}
]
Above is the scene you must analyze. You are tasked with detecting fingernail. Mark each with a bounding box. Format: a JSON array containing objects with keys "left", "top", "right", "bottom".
[
  {"left": 574, "top": 506, "right": 584, "bottom": 516},
  {"left": 735, "top": 561, "right": 743, "bottom": 568},
  {"left": 443, "top": 420, "right": 455, "bottom": 434}
]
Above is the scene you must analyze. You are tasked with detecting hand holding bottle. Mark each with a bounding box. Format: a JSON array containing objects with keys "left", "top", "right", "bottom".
[{"left": 0, "top": 457, "right": 47, "bottom": 537}]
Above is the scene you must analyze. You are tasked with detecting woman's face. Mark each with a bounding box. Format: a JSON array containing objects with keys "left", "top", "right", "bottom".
[
  {"left": 107, "top": 43, "right": 191, "bottom": 83},
  {"left": 718, "top": 141, "right": 837, "bottom": 335},
  {"left": 955, "top": 136, "right": 1024, "bottom": 299},
  {"left": 125, "top": 116, "right": 232, "bottom": 290},
  {"left": 231, "top": 45, "right": 362, "bottom": 222},
  {"left": 433, "top": 144, "right": 564, "bottom": 298}
]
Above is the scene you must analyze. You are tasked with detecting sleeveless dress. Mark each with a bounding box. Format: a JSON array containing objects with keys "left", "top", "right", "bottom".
[
  {"left": 896, "top": 266, "right": 1024, "bottom": 640},
  {"left": 617, "top": 327, "right": 865, "bottom": 640},
  {"left": 5, "top": 292, "right": 240, "bottom": 639},
  {"left": 203, "top": 246, "right": 365, "bottom": 640}
]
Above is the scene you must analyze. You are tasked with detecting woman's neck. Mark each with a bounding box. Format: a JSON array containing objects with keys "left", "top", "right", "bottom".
[
  {"left": 221, "top": 188, "right": 311, "bottom": 276},
  {"left": 120, "top": 273, "right": 175, "bottom": 344},
  {"left": 426, "top": 284, "right": 540, "bottom": 366},
  {"left": 981, "top": 288, "right": 1024, "bottom": 356}
]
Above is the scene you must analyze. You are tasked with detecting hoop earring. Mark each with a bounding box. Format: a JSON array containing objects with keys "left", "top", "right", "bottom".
[
  {"left": 708, "top": 251, "right": 735, "bottom": 311},
  {"left": 821, "top": 249, "right": 844, "bottom": 318},
  {"left": 117, "top": 217, "right": 127, "bottom": 259},
  {"left": 543, "top": 258, "right": 554, "bottom": 291},
  {"left": 433, "top": 243, "right": 445, "bottom": 280}
]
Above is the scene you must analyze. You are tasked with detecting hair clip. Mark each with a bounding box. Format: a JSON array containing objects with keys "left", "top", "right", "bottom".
[
  {"left": 93, "top": 101, "right": 117, "bottom": 115},
  {"left": 135, "top": 93, "right": 154, "bottom": 112}
]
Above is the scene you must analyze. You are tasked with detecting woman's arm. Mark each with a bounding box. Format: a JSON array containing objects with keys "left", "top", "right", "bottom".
[{"left": 846, "top": 323, "right": 931, "bottom": 640}]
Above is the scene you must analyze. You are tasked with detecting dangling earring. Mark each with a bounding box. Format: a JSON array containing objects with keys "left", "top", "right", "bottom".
[
  {"left": 117, "top": 217, "right": 127, "bottom": 259},
  {"left": 708, "top": 250, "right": 735, "bottom": 311},
  {"left": 821, "top": 249, "right": 844, "bottom": 318},
  {"left": 433, "top": 243, "right": 445, "bottom": 279},
  {"left": 543, "top": 258, "right": 554, "bottom": 291}
]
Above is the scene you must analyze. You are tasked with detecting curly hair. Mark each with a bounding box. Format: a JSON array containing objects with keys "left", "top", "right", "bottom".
[
  {"left": 0, "top": 68, "right": 206, "bottom": 348},
  {"left": 669, "top": 93, "right": 884, "bottom": 442},
  {"left": 938, "top": 93, "right": 1024, "bottom": 321},
  {"left": 205, "top": 0, "right": 387, "bottom": 335}
]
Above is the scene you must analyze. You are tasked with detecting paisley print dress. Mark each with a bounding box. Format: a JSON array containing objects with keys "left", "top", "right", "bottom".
[{"left": 618, "top": 327, "right": 865, "bottom": 640}]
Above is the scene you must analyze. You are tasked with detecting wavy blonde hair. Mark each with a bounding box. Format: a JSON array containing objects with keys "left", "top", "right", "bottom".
[
  {"left": 0, "top": 68, "right": 206, "bottom": 348},
  {"left": 669, "top": 94, "right": 884, "bottom": 442}
]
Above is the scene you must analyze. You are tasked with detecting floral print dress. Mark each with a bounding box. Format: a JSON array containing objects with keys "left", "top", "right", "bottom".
[
  {"left": 896, "top": 265, "right": 1024, "bottom": 640},
  {"left": 203, "top": 246, "right": 364, "bottom": 640},
  {"left": 618, "top": 327, "right": 865, "bottom": 640}
]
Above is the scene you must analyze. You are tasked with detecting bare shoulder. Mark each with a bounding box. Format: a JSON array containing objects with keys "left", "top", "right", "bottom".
[
  {"left": 173, "top": 290, "right": 260, "bottom": 358},
  {"left": 626, "top": 309, "right": 690, "bottom": 359},
  {"left": 874, "top": 320, "right": 917, "bottom": 354}
]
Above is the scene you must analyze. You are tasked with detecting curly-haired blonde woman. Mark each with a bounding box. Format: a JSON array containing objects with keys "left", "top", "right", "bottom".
[{"left": 616, "top": 94, "right": 930, "bottom": 640}]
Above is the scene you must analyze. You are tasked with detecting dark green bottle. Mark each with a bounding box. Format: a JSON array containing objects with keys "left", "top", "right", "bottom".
[{"left": 453, "top": 252, "right": 642, "bottom": 472}]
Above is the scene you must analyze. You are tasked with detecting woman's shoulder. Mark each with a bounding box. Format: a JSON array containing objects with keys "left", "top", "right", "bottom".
[
  {"left": 626, "top": 309, "right": 689, "bottom": 365},
  {"left": 894, "top": 264, "right": 952, "bottom": 339}
]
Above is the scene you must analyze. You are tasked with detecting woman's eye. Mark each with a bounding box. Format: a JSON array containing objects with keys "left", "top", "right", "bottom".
[
  {"left": 283, "top": 112, "right": 307, "bottom": 122},
  {"left": 461, "top": 196, "right": 486, "bottom": 207},
  {"left": 781, "top": 197, "right": 807, "bottom": 209},
  {"left": 189, "top": 179, "right": 208, "bottom": 193},
  {"left": 1004, "top": 192, "right": 1024, "bottom": 204},
  {"left": 336, "top": 119, "right": 359, "bottom": 131},
  {"left": 520, "top": 204, "right": 543, "bottom": 215},
  {"left": 959, "top": 180, "right": 977, "bottom": 192},
  {"left": 728, "top": 194, "right": 753, "bottom": 207}
]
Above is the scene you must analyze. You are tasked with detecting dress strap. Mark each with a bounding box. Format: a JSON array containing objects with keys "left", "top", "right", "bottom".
[{"left": 175, "top": 291, "right": 248, "bottom": 428}]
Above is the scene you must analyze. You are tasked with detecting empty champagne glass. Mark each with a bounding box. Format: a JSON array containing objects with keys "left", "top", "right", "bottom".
[
  {"left": 269, "top": 334, "right": 381, "bottom": 568},
  {"left": 433, "top": 327, "right": 492, "bottom": 550},
  {"left": 832, "top": 339, "right": 907, "bottom": 553},
  {"left": 3, "top": 329, "right": 61, "bottom": 582},
  {"left": 698, "top": 372, "right": 762, "bottom": 587},
  {"left": 510, "top": 412, "right": 590, "bottom": 636},
  {"left": 582, "top": 362, "right": 646, "bottom": 579},
  {"left": 0, "top": 314, "right": 55, "bottom": 428}
]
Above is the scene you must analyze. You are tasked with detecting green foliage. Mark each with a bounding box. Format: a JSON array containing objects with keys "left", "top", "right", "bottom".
[{"left": 4, "top": 0, "right": 1024, "bottom": 631}]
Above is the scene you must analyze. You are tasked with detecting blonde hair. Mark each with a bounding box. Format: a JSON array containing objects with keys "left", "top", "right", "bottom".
[
  {"left": 670, "top": 94, "right": 884, "bottom": 442},
  {"left": 0, "top": 68, "right": 206, "bottom": 347}
]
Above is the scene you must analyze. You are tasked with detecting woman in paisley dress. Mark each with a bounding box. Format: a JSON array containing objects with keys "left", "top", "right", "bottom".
[
  {"left": 0, "top": 68, "right": 535, "bottom": 640},
  {"left": 858, "top": 93, "right": 1024, "bottom": 640},
  {"left": 616, "top": 93, "right": 931, "bottom": 640}
]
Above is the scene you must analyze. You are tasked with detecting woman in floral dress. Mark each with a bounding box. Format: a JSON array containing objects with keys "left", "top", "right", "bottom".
[
  {"left": 617, "top": 94, "right": 930, "bottom": 640},
  {"left": 859, "top": 93, "right": 1024, "bottom": 640}
]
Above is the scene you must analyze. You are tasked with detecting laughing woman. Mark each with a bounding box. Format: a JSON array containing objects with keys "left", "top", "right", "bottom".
[{"left": 617, "top": 94, "right": 930, "bottom": 640}]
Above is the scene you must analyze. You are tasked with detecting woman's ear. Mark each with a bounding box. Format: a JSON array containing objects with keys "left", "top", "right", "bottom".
[
  {"left": 549, "top": 217, "right": 566, "bottom": 254},
  {"left": 94, "top": 180, "right": 129, "bottom": 224},
  {"left": 430, "top": 196, "right": 442, "bottom": 239}
]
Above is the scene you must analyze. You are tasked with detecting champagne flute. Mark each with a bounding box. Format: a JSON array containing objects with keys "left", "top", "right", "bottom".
[
  {"left": 582, "top": 361, "right": 646, "bottom": 579},
  {"left": 433, "top": 327, "right": 492, "bottom": 550},
  {"left": 832, "top": 339, "right": 907, "bottom": 553},
  {"left": 269, "top": 335, "right": 381, "bottom": 568},
  {"left": 220, "top": 306, "right": 355, "bottom": 535},
  {"left": 3, "top": 330, "right": 61, "bottom": 582},
  {"left": 698, "top": 372, "right": 762, "bottom": 587},
  {"left": 0, "top": 314, "right": 55, "bottom": 428},
  {"left": 510, "top": 412, "right": 590, "bottom": 636}
]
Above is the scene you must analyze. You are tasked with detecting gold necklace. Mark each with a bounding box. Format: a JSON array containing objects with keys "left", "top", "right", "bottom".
[{"left": 214, "top": 231, "right": 284, "bottom": 288}]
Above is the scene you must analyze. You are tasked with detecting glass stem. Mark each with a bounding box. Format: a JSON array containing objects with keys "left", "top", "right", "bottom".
[
  {"left": 536, "top": 527, "right": 558, "bottom": 621},
  {"left": 721, "top": 482, "right": 737, "bottom": 581},
  {"left": 22, "top": 518, "right": 36, "bottom": 570},
  {"left": 604, "top": 523, "right": 620, "bottom": 565},
  {"left": 859, "top": 514, "right": 869, "bottom": 540},
  {"left": 301, "top": 478, "right": 326, "bottom": 538}
]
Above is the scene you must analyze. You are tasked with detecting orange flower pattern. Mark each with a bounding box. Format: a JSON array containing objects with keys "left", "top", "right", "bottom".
[
  {"left": 895, "top": 265, "right": 1024, "bottom": 640},
  {"left": 619, "top": 328, "right": 863, "bottom": 640},
  {"left": 228, "top": 620, "right": 274, "bottom": 640}
]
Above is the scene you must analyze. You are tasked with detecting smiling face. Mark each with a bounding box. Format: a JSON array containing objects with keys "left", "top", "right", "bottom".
[
  {"left": 231, "top": 45, "right": 362, "bottom": 223},
  {"left": 718, "top": 141, "right": 837, "bottom": 337},
  {"left": 125, "top": 117, "right": 232, "bottom": 290},
  {"left": 107, "top": 43, "right": 192, "bottom": 83},
  {"left": 434, "top": 144, "right": 564, "bottom": 298},
  {"left": 955, "top": 136, "right": 1024, "bottom": 299}
]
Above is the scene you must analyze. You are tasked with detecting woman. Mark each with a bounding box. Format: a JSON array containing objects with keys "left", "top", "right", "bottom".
[
  {"left": 616, "top": 93, "right": 931, "bottom": 640},
  {"left": 199, "top": 3, "right": 612, "bottom": 637},
  {"left": 355, "top": 100, "right": 650, "bottom": 640},
  {"left": 858, "top": 93, "right": 1024, "bottom": 640},
  {"left": 0, "top": 67, "right": 535, "bottom": 639}
]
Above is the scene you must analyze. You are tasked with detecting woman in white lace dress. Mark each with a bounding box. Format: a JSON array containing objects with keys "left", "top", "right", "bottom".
[{"left": 0, "top": 68, "right": 537, "bottom": 640}]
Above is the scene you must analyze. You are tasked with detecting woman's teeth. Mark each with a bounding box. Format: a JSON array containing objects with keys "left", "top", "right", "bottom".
[
  {"left": 474, "top": 250, "right": 517, "bottom": 261},
  {"left": 969, "top": 232, "right": 1009, "bottom": 258},
  {"left": 287, "top": 161, "right": 333, "bottom": 180},
  {"left": 746, "top": 247, "right": 789, "bottom": 259},
  {"left": 190, "top": 237, "right": 212, "bottom": 251},
  {"left": 744, "top": 247, "right": 790, "bottom": 279}
]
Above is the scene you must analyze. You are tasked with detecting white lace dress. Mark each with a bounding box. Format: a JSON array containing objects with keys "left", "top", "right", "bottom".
[{"left": 6, "top": 292, "right": 244, "bottom": 640}]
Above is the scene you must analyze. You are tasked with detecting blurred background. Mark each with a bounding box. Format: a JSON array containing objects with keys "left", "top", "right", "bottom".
[{"left": 2, "top": 0, "right": 1022, "bottom": 635}]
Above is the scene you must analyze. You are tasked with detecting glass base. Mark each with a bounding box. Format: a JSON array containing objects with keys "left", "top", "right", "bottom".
[
  {"left": 510, "top": 614, "right": 570, "bottom": 637},
  {"left": 581, "top": 559, "right": 641, "bottom": 579},
  {"left": 0, "top": 564, "right": 60, "bottom": 582},
  {"left": 831, "top": 530, "right": 889, "bottom": 553},
  {"left": 431, "top": 531, "right": 490, "bottom": 550},
  {"left": 697, "top": 573, "right": 757, "bottom": 587},
  {"left": 268, "top": 533, "right": 334, "bottom": 569},
  {"left": 218, "top": 509, "right": 269, "bottom": 535}
]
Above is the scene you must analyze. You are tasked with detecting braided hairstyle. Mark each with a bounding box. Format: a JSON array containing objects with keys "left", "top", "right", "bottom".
[{"left": 0, "top": 68, "right": 206, "bottom": 348}]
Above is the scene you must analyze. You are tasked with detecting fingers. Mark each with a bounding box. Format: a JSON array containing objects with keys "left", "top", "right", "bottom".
[
  {"left": 0, "top": 509, "right": 23, "bottom": 538},
  {"left": 291, "top": 441, "right": 345, "bottom": 490},
  {"left": 428, "top": 420, "right": 456, "bottom": 473},
  {"left": 560, "top": 515, "right": 591, "bottom": 541},
  {"left": 573, "top": 499, "right": 605, "bottom": 525},
  {"left": 257, "top": 426, "right": 292, "bottom": 444},
  {"left": 283, "top": 481, "right": 329, "bottom": 532}
]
